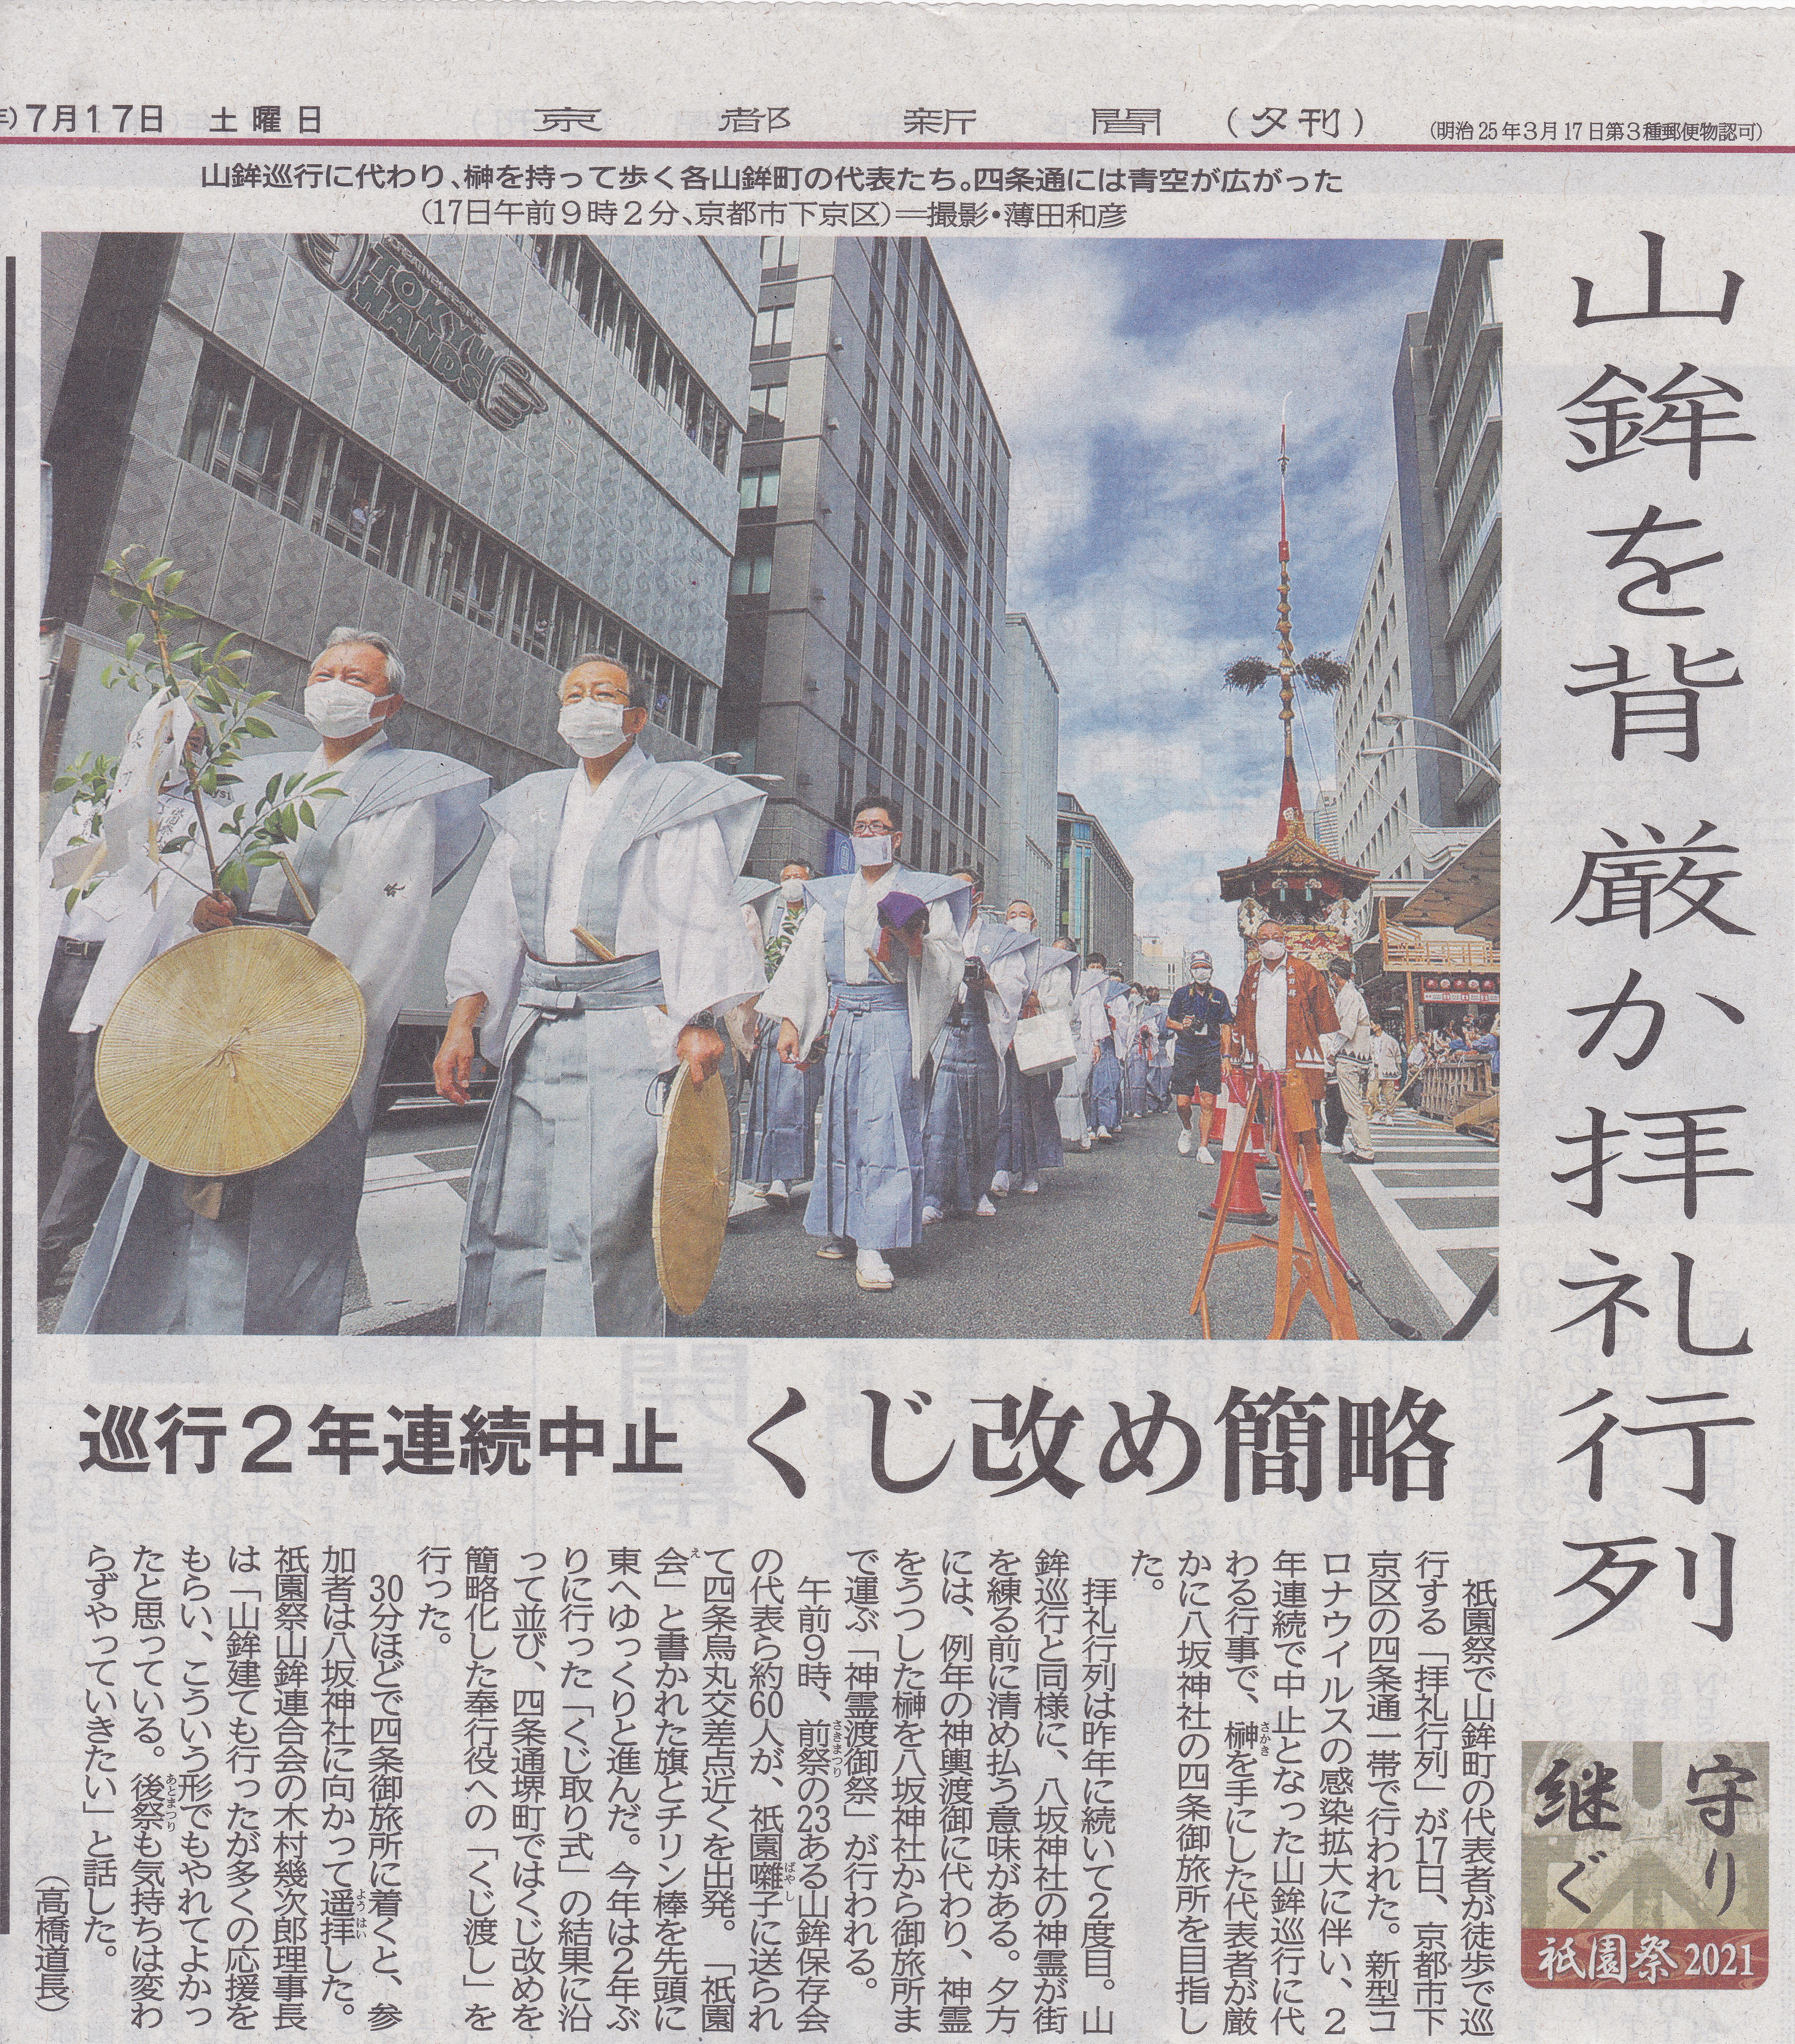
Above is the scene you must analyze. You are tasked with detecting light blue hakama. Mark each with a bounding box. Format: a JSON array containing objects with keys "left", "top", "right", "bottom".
[
  {"left": 923, "top": 1018, "right": 1002, "bottom": 1212},
  {"left": 742, "top": 1031, "right": 823, "bottom": 1186},
  {"left": 457, "top": 951, "right": 668, "bottom": 1338},
  {"left": 996, "top": 1049, "right": 1064, "bottom": 1177},
  {"left": 804, "top": 979, "right": 924, "bottom": 1252},
  {"left": 1089, "top": 1041, "right": 1123, "bottom": 1132}
]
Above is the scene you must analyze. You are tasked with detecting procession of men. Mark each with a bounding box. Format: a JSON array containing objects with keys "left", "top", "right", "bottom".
[{"left": 42, "top": 640, "right": 1438, "bottom": 1333}]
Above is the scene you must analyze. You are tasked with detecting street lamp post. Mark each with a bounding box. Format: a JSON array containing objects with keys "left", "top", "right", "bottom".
[{"left": 1372, "top": 712, "right": 1501, "bottom": 787}]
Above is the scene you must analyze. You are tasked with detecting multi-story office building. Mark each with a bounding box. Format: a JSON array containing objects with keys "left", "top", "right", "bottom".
[
  {"left": 42, "top": 230, "right": 754, "bottom": 789},
  {"left": 714, "top": 236, "right": 1012, "bottom": 879},
  {"left": 1313, "top": 778, "right": 1342, "bottom": 859},
  {"left": 1134, "top": 935, "right": 1186, "bottom": 995},
  {"left": 1056, "top": 790, "right": 1135, "bottom": 968},
  {"left": 996, "top": 611, "right": 1060, "bottom": 915},
  {"left": 1334, "top": 237, "right": 1502, "bottom": 881},
  {"left": 1397, "top": 239, "right": 1502, "bottom": 831},
  {"left": 1336, "top": 487, "right": 1425, "bottom": 883}
]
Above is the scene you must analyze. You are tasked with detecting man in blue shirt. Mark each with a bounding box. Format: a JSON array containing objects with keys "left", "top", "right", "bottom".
[{"left": 1164, "top": 950, "right": 1235, "bottom": 1161}]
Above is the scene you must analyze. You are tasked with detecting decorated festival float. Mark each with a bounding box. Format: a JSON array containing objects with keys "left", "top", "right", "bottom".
[
  {"left": 1189, "top": 423, "right": 1410, "bottom": 1342},
  {"left": 1216, "top": 420, "right": 1375, "bottom": 969}
]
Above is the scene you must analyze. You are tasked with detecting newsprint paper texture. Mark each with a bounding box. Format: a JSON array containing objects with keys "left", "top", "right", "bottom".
[{"left": 3, "top": 3, "right": 1794, "bottom": 2038}]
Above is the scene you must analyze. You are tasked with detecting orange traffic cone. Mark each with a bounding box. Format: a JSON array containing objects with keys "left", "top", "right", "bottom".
[{"left": 1212, "top": 1073, "right": 1271, "bottom": 1220}]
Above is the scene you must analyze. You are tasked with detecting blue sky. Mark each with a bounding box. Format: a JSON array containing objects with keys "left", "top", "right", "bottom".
[{"left": 936, "top": 236, "right": 1444, "bottom": 969}]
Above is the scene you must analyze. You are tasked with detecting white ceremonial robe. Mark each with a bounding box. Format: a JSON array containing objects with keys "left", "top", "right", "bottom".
[
  {"left": 448, "top": 744, "right": 765, "bottom": 1338},
  {"left": 445, "top": 747, "right": 762, "bottom": 1064},
  {"left": 63, "top": 734, "right": 487, "bottom": 1336}
]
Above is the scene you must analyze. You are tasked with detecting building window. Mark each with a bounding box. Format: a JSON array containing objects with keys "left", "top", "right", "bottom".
[
  {"left": 760, "top": 235, "right": 800, "bottom": 270},
  {"left": 747, "top": 383, "right": 788, "bottom": 439},
  {"left": 892, "top": 717, "right": 906, "bottom": 771},
  {"left": 930, "top": 422, "right": 942, "bottom": 467},
  {"left": 868, "top": 698, "right": 885, "bottom": 766},
  {"left": 877, "top": 552, "right": 894, "bottom": 605},
  {"left": 178, "top": 340, "right": 710, "bottom": 738},
  {"left": 872, "top": 625, "right": 889, "bottom": 680},
  {"left": 836, "top": 758, "right": 855, "bottom": 825},
  {"left": 949, "top": 780, "right": 960, "bottom": 826},
  {"left": 900, "top": 583, "right": 914, "bottom": 633},
  {"left": 881, "top": 480, "right": 899, "bottom": 530},
  {"left": 530, "top": 236, "right": 733, "bottom": 471},
  {"left": 933, "top": 762, "right": 945, "bottom": 808},
  {"left": 752, "top": 305, "right": 795, "bottom": 350},
  {"left": 978, "top": 804, "right": 987, "bottom": 843},
  {"left": 729, "top": 552, "right": 773, "bottom": 597},
  {"left": 867, "top": 300, "right": 884, "bottom": 351},
  {"left": 911, "top": 383, "right": 925, "bottom": 430},
  {"left": 930, "top": 828, "right": 942, "bottom": 870},
  {"left": 896, "top": 651, "right": 911, "bottom": 705},
  {"left": 846, "top": 595, "right": 865, "bottom": 654},
  {"left": 952, "top": 713, "right": 963, "bottom": 762},
  {"left": 935, "top": 699, "right": 948, "bottom": 744},
  {"left": 842, "top": 672, "right": 860, "bottom": 739},
  {"left": 870, "top": 237, "right": 887, "bottom": 281},
  {"left": 904, "top": 514, "right": 919, "bottom": 564},
  {"left": 851, "top": 518, "right": 870, "bottom": 572},
  {"left": 863, "top": 364, "right": 880, "bottom": 418},
  {"left": 738, "top": 467, "right": 780, "bottom": 512},
  {"left": 856, "top": 442, "right": 875, "bottom": 498}
]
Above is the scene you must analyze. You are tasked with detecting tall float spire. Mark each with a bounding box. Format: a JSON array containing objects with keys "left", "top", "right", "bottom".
[{"left": 1274, "top": 403, "right": 1304, "bottom": 837}]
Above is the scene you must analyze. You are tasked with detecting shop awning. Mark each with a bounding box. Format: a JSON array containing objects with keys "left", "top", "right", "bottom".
[{"left": 1391, "top": 820, "right": 1500, "bottom": 941}]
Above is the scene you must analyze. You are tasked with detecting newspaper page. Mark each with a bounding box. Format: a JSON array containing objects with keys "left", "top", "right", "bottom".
[{"left": 3, "top": 3, "right": 1792, "bottom": 2037}]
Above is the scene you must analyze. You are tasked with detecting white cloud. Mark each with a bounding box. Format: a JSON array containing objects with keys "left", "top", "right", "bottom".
[{"left": 937, "top": 235, "right": 1440, "bottom": 962}]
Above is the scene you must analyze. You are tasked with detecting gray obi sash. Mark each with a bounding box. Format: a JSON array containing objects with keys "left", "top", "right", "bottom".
[
  {"left": 830, "top": 978, "right": 909, "bottom": 1016},
  {"left": 511, "top": 950, "right": 666, "bottom": 1040}
]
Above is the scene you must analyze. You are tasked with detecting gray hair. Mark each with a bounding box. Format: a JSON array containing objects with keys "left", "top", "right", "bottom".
[
  {"left": 321, "top": 625, "right": 406, "bottom": 695},
  {"left": 566, "top": 653, "right": 650, "bottom": 710}
]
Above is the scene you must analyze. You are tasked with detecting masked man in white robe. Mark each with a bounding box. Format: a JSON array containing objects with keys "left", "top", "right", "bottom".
[
  {"left": 922, "top": 865, "right": 1012, "bottom": 1225},
  {"left": 989, "top": 899, "right": 1077, "bottom": 1198},
  {"left": 1047, "top": 937, "right": 1090, "bottom": 1150},
  {"left": 757, "top": 794, "right": 971, "bottom": 1292},
  {"left": 1075, "top": 952, "right": 1130, "bottom": 1142},
  {"left": 63, "top": 629, "right": 488, "bottom": 1335},
  {"left": 741, "top": 859, "right": 825, "bottom": 1207},
  {"left": 435, "top": 657, "right": 764, "bottom": 1337}
]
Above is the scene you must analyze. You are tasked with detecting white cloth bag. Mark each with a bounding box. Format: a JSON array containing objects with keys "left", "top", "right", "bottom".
[{"left": 1013, "top": 1008, "right": 1077, "bottom": 1074}]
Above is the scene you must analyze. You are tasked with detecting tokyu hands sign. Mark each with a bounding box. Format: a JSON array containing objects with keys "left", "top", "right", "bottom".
[{"left": 294, "top": 232, "right": 548, "bottom": 430}]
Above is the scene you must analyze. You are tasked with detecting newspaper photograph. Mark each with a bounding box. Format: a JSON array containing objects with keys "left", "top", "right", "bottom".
[{"left": 2, "top": 2, "right": 1791, "bottom": 2036}]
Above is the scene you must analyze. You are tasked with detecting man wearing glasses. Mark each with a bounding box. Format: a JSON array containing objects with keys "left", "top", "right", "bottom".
[{"left": 759, "top": 795, "right": 972, "bottom": 1291}]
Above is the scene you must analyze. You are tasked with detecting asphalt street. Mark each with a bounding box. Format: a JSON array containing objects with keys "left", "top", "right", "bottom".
[
  {"left": 42, "top": 1102, "right": 1495, "bottom": 1345},
  {"left": 688, "top": 1104, "right": 1475, "bottom": 1343}
]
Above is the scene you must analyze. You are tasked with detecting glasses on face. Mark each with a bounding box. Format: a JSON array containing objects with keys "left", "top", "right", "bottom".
[{"left": 851, "top": 819, "right": 893, "bottom": 838}]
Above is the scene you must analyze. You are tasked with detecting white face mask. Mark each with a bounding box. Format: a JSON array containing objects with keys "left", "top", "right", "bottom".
[
  {"left": 852, "top": 832, "right": 893, "bottom": 868},
  {"left": 1194, "top": 970, "right": 1212, "bottom": 985},
  {"left": 1259, "top": 940, "right": 1286, "bottom": 965},
  {"left": 1006, "top": 915, "right": 1033, "bottom": 932},
  {"left": 559, "top": 698, "right": 629, "bottom": 758},
  {"left": 304, "top": 677, "right": 388, "bottom": 739},
  {"left": 781, "top": 876, "right": 807, "bottom": 902}
]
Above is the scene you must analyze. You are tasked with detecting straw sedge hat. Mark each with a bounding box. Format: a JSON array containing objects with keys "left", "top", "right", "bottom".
[{"left": 96, "top": 925, "right": 366, "bottom": 1177}]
